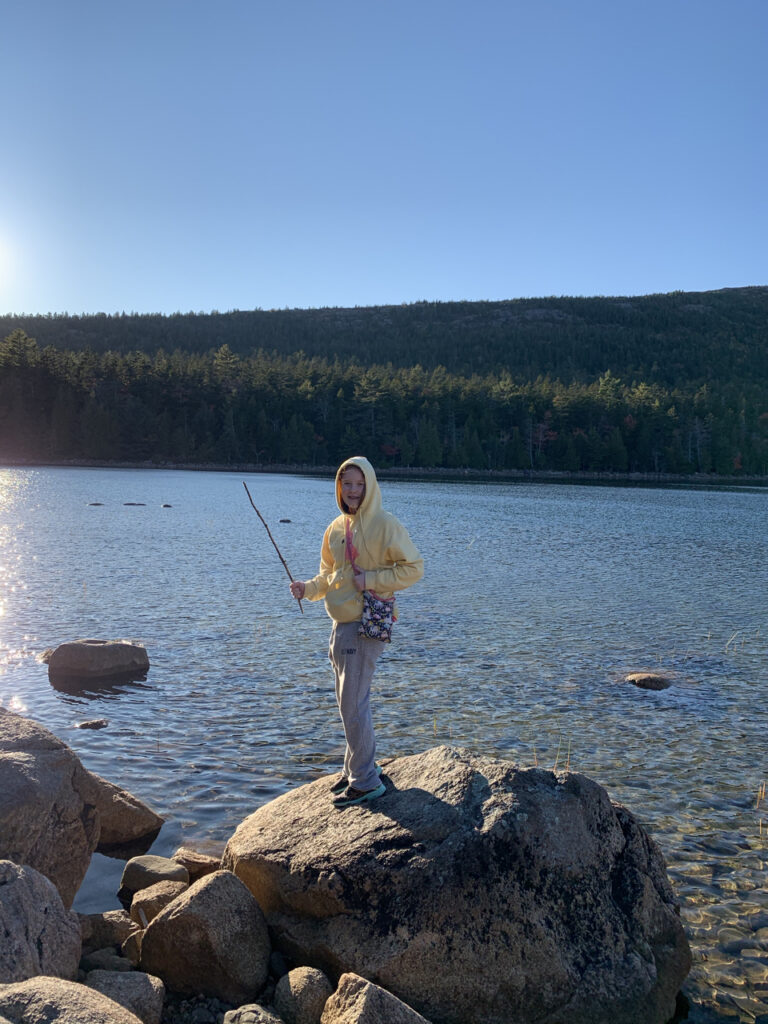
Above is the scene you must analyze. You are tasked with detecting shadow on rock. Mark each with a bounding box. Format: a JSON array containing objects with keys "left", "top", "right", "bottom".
[{"left": 363, "top": 774, "right": 491, "bottom": 840}]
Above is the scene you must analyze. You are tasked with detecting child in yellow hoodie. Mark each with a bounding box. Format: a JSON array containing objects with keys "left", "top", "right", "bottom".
[{"left": 290, "top": 456, "right": 423, "bottom": 807}]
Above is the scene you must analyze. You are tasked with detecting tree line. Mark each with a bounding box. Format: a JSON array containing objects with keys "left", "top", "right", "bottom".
[
  {"left": 2, "top": 286, "right": 767, "bottom": 386},
  {"left": 1, "top": 322, "right": 766, "bottom": 475}
]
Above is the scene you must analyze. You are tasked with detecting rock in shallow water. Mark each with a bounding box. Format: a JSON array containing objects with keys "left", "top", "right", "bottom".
[
  {"left": 44, "top": 638, "right": 150, "bottom": 680},
  {"left": 81, "top": 771, "right": 164, "bottom": 855},
  {"left": 625, "top": 672, "right": 673, "bottom": 690},
  {"left": 223, "top": 745, "right": 691, "bottom": 1024},
  {"left": 0, "top": 707, "right": 100, "bottom": 907}
]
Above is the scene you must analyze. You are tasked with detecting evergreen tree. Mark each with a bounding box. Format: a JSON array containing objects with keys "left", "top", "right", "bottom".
[{"left": 416, "top": 419, "right": 442, "bottom": 467}]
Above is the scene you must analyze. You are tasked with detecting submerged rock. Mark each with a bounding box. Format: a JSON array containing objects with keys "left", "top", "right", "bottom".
[
  {"left": 625, "top": 672, "right": 673, "bottom": 690},
  {"left": 223, "top": 745, "right": 691, "bottom": 1024}
]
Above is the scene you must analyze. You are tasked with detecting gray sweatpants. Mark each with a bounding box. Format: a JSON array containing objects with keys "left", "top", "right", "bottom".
[{"left": 328, "top": 620, "right": 385, "bottom": 792}]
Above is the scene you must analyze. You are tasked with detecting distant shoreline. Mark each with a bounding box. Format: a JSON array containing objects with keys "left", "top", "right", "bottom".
[{"left": 3, "top": 457, "right": 768, "bottom": 490}]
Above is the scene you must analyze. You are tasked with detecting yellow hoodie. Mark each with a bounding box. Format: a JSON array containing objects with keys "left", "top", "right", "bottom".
[{"left": 303, "top": 456, "right": 424, "bottom": 623}]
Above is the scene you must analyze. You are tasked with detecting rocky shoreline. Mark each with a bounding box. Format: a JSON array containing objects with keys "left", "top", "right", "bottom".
[
  {"left": 3, "top": 455, "right": 768, "bottom": 490},
  {"left": 1, "top": 705, "right": 692, "bottom": 1024}
]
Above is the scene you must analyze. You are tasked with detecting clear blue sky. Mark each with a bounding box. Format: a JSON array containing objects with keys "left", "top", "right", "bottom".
[{"left": 1, "top": 0, "right": 765, "bottom": 315}]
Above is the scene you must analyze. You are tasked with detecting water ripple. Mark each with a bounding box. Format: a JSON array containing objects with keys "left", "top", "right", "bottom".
[{"left": 0, "top": 467, "right": 766, "bottom": 1021}]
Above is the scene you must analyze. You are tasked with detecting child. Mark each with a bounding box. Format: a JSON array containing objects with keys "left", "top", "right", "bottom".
[{"left": 290, "top": 456, "right": 423, "bottom": 807}]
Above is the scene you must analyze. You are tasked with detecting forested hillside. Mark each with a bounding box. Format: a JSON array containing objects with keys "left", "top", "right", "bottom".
[
  {"left": 3, "top": 286, "right": 768, "bottom": 383},
  {"left": 1, "top": 286, "right": 767, "bottom": 476}
]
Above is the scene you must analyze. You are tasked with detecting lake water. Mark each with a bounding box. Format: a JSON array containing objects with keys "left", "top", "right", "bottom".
[{"left": 1, "top": 466, "right": 766, "bottom": 1023}]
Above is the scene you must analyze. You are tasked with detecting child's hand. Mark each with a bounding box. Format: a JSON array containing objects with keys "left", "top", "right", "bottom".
[
  {"left": 353, "top": 568, "right": 367, "bottom": 592},
  {"left": 290, "top": 580, "right": 306, "bottom": 600}
]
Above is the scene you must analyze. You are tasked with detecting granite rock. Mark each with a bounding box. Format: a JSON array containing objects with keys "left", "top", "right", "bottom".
[{"left": 223, "top": 745, "right": 690, "bottom": 1024}]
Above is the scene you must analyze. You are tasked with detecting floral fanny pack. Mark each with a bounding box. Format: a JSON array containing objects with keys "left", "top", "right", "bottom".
[
  {"left": 360, "top": 589, "right": 395, "bottom": 643},
  {"left": 345, "top": 518, "right": 396, "bottom": 643}
]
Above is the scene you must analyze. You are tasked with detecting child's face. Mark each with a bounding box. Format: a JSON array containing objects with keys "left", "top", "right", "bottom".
[{"left": 340, "top": 467, "right": 366, "bottom": 512}]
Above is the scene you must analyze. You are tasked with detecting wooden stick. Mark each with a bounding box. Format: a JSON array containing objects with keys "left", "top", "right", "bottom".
[{"left": 243, "top": 481, "right": 303, "bottom": 613}]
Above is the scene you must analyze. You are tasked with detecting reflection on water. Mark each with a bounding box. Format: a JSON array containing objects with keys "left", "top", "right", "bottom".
[
  {"left": 48, "top": 672, "right": 152, "bottom": 700},
  {"left": 0, "top": 466, "right": 766, "bottom": 1022}
]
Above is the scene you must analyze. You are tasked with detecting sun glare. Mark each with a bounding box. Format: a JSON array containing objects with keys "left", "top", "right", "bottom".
[{"left": 0, "top": 471, "right": 23, "bottom": 509}]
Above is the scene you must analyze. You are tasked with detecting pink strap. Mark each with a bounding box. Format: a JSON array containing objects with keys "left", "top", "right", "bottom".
[
  {"left": 344, "top": 519, "right": 388, "bottom": 604},
  {"left": 344, "top": 518, "right": 360, "bottom": 569}
]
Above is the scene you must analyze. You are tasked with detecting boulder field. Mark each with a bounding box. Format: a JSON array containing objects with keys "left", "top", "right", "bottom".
[{"left": 1, "top": 706, "right": 691, "bottom": 1024}]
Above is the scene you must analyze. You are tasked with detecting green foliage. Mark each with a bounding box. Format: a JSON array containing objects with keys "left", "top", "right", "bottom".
[{"left": 1, "top": 287, "right": 767, "bottom": 476}]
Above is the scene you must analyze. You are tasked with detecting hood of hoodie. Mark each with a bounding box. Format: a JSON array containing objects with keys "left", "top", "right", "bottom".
[
  {"left": 335, "top": 456, "right": 382, "bottom": 521},
  {"left": 298, "top": 454, "right": 422, "bottom": 619}
]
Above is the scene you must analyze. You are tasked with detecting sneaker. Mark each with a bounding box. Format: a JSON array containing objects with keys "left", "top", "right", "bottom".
[
  {"left": 332, "top": 782, "right": 386, "bottom": 808},
  {"left": 330, "top": 763, "right": 382, "bottom": 794}
]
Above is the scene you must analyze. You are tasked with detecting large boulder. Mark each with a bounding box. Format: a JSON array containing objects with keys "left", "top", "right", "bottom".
[
  {"left": 43, "top": 639, "right": 149, "bottom": 680},
  {"left": 321, "top": 973, "right": 432, "bottom": 1024},
  {"left": 0, "top": 976, "right": 144, "bottom": 1024},
  {"left": 0, "top": 861, "right": 81, "bottom": 983},
  {"left": 139, "top": 870, "right": 271, "bottom": 1003},
  {"left": 0, "top": 708, "right": 99, "bottom": 906},
  {"left": 223, "top": 746, "right": 691, "bottom": 1024},
  {"left": 0, "top": 709, "right": 164, "bottom": 905}
]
